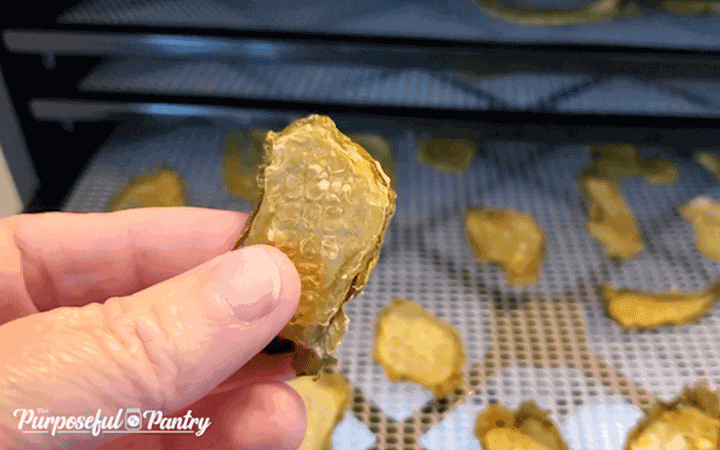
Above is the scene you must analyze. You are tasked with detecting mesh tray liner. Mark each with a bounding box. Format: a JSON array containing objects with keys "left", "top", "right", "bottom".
[
  {"left": 79, "top": 58, "right": 719, "bottom": 117},
  {"left": 62, "top": 121, "right": 720, "bottom": 449},
  {"left": 57, "top": 0, "right": 720, "bottom": 51}
]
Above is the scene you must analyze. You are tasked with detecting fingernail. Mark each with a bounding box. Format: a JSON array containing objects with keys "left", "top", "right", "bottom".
[{"left": 216, "top": 246, "right": 284, "bottom": 322}]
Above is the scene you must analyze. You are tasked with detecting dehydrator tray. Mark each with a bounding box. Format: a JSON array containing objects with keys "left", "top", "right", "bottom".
[
  {"left": 78, "top": 57, "right": 720, "bottom": 117},
  {"left": 57, "top": 0, "right": 720, "bottom": 52},
  {"left": 62, "top": 117, "right": 720, "bottom": 450}
]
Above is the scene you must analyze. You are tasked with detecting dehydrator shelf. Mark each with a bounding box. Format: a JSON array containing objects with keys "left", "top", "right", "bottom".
[
  {"left": 63, "top": 117, "right": 720, "bottom": 449},
  {"left": 76, "top": 57, "right": 720, "bottom": 118},
  {"left": 55, "top": 0, "right": 720, "bottom": 52}
]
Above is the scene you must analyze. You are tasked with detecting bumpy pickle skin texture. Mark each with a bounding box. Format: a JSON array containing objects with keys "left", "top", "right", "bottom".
[
  {"left": 464, "top": 206, "right": 546, "bottom": 286},
  {"left": 372, "top": 298, "right": 466, "bottom": 398},
  {"left": 681, "top": 197, "right": 720, "bottom": 262},
  {"left": 234, "top": 115, "right": 396, "bottom": 376},
  {"left": 286, "top": 372, "right": 351, "bottom": 450},
  {"left": 601, "top": 281, "right": 720, "bottom": 330},
  {"left": 475, "top": 402, "right": 569, "bottom": 450},
  {"left": 221, "top": 129, "right": 268, "bottom": 201},
  {"left": 348, "top": 134, "right": 396, "bottom": 189},
  {"left": 106, "top": 165, "right": 186, "bottom": 211},
  {"left": 626, "top": 384, "right": 720, "bottom": 450},
  {"left": 417, "top": 137, "right": 476, "bottom": 172},
  {"left": 581, "top": 178, "right": 645, "bottom": 259}
]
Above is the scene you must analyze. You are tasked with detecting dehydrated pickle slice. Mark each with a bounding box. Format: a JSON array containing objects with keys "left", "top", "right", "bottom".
[
  {"left": 602, "top": 281, "right": 720, "bottom": 329},
  {"left": 475, "top": 402, "right": 569, "bottom": 450},
  {"left": 286, "top": 372, "right": 351, "bottom": 450},
  {"left": 695, "top": 150, "right": 720, "bottom": 181},
  {"left": 372, "top": 298, "right": 465, "bottom": 398},
  {"left": 581, "top": 178, "right": 645, "bottom": 259},
  {"left": 107, "top": 165, "right": 186, "bottom": 211},
  {"left": 472, "top": 0, "right": 620, "bottom": 25},
  {"left": 681, "top": 197, "right": 720, "bottom": 261},
  {"left": 234, "top": 115, "right": 396, "bottom": 375},
  {"left": 580, "top": 144, "right": 677, "bottom": 185},
  {"left": 221, "top": 129, "right": 268, "bottom": 201},
  {"left": 626, "top": 384, "right": 720, "bottom": 450},
  {"left": 465, "top": 206, "right": 546, "bottom": 286},
  {"left": 348, "top": 134, "right": 396, "bottom": 188},
  {"left": 417, "top": 137, "right": 476, "bottom": 172},
  {"left": 660, "top": 0, "right": 708, "bottom": 14}
]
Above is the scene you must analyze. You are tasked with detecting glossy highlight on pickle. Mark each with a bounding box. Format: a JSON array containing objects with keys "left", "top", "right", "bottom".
[
  {"left": 465, "top": 206, "right": 546, "bottom": 286},
  {"left": 106, "top": 165, "right": 186, "bottom": 211},
  {"left": 475, "top": 402, "right": 569, "bottom": 450},
  {"left": 372, "top": 298, "right": 466, "bottom": 398},
  {"left": 234, "top": 115, "right": 396, "bottom": 375}
]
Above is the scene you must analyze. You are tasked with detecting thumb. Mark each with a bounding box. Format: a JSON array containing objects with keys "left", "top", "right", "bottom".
[{"left": 0, "top": 244, "right": 301, "bottom": 449}]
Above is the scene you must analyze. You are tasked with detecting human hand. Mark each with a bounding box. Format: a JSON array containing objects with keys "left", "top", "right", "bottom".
[{"left": 0, "top": 207, "right": 306, "bottom": 450}]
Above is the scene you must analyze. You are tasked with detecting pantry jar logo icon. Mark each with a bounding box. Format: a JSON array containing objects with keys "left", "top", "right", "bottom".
[{"left": 124, "top": 408, "right": 142, "bottom": 431}]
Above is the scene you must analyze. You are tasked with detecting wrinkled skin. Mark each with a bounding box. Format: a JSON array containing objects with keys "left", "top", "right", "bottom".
[{"left": 234, "top": 115, "right": 396, "bottom": 376}]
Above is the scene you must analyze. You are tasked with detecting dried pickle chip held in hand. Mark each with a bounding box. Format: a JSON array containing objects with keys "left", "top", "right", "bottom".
[
  {"left": 286, "top": 372, "right": 351, "bottom": 450},
  {"left": 234, "top": 115, "right": 396, "bottom": 376},
  {"left": 626, "top": 384, "right": 720, "bottom": 450},
  {"left": 681, "top": 197, "right": 720, "bottom": 261},
  {"left": 602, "top": 281, "right": 720, "bottom": 329},
  {"left": 475, "top": 402, "right": 569, "bottom": 450},
  {"left": 417, "top": 137, "right": 476, "bottom": 172},
  {"left": 372, "top": 298, "right": 465, "bottom": 398},
  {"left": 465, "top": 206, "right": 546, "bottom": 286},
  {"left": 221, "top": 129, "right": 268, "bottom": 201},
  {"left": 581, "top": 178, "right": 645, "bottom": 259},
  {"left": 107, "top": 165, "right": 186, "bottom": 211},
  {"left": 348, "top": 134, "right": 396, "bottom": 188}
]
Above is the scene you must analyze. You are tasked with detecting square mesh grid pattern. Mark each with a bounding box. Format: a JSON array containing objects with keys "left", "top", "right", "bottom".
[
  {"left": 63, "top": 119, "right": 720, "bottom": 449},
  {"left": 57, "top": 0, "right": 720, "bottom": 50},
  {"left": 79, "top": 59, "right": 489, "bottom": 110},
  {"left": 79, "top": 58, "right": 720, "bottom": 117}
]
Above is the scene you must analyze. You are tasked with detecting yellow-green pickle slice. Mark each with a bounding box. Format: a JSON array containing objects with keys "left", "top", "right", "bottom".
[
  {"left": 695, "top": 150, "right": 720, "bottom": 181},
  {"left": 234, "top": 115, "right": 396, "bottom": 375},
  {"left": 348, "top": 134, "right": 396, "bottom": 188},
  {"left": 475, "top": 402, "right": 569, "bottom": 450},
  {"left": 602, "top": 281, "right": 720, "bottom": 329},
  {"left": 465, "top": 206, "right": 546, "bottom": 286},
  {"left": 681, "top": 197, "right": 720, "bottom": 261},
  {"left": 373, "top": 298, "right": 466, "bottom": 398},
  {"left": 580, "top": 144, "right": 677, "bottom": 185},
  {"left": 417, "top": 137, "right": 476, "bottom": 172},
  {"left": 286, "top": 372, "right": 351, "bottom": 450},
  {"left": 472, "top": 0, "right": 621, "bottom": 25},
  {"left": 107, "top": 165, "right": 186, "bottom": 211},
  {"left": 581, "top": 178, "right": 646, "bottom": 259},
  {"left": 221, "top": 128, "right": 268, "bottom": 201},
  {"left": 626, "top": 384, "right": 720, "bottom": 450}
]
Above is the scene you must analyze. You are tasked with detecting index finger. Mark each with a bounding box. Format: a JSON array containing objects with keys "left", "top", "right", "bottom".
[{"left": 7, "top": 207, "right": 247, "bottom": 314}]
